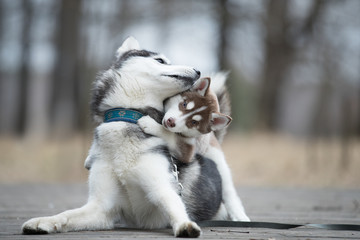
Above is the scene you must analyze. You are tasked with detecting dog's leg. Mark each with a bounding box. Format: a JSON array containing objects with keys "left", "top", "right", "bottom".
[
  {"left": 138, "top": 116, "right": 173, "bottom": 140},
  {"left": 133, "top": 153, "right": 201, "bottom": 238},
  {"left": 138, "top": 116, "right": 195, "bottom": 163},
  {"left": 22, "top": 161, "right": 120, "bottom": 234},
  {"left": 207, "top": 147, "right": 250, "bottom": 221},
  {"left": 22, "top": 201, "right": 114, "bottom": 234}
]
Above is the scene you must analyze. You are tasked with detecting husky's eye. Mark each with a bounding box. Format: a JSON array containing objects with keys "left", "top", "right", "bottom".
[{"left": 155, "top": 58, "right": 166, "bottom": 64}]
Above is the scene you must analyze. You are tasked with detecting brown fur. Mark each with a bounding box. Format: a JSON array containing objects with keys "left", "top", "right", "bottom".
[
  {"left": 173, "top": 80, "right": 227, "bottom": 163},
  {"left": 175, "top": 138, "right": 195, "bottom": 163},
  {"left": 179, "top": 89, "right": 219, "bottom": 134}
]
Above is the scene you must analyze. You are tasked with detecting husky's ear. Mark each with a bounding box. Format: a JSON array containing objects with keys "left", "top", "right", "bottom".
[
  {"left": 210, "top": 113, "right": 232, "bottom": 131},
  {"left": 191, "top": 77, "right": 211, "bottom": 96},
  {"left": 116, "top": 36, "right": 140, "bottom": 57}
]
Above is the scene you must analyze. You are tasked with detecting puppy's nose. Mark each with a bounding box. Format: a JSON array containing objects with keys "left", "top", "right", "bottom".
[
  {"left": 194, "top": 68, "right": 201, "bottom": 77},
  {"left": 167, "top": 118, "right": 176, "bottom": 128}
]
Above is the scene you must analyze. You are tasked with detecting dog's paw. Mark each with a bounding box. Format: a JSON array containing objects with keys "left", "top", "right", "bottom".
[
  {"left": 22, "top": 216, "right": 66, "bottom": 234},
  {"left": 227, "top": 208, "right": 251, "bottom": 222},
  {"left": 230, "top": 215, "right": 251, "bottom": 222},
  {"left": 137, "top": 115, "right": 159, "bottom": 134},
  {"left": 174, "top": 221, "right": 201, "bottom": 238}
]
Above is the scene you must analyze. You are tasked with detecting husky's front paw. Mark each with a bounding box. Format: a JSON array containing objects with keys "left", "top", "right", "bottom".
[
  {"left": 174, "top": 221, "right": 201, "bottom": 238},
  {"left": 22, "top": 216, "right": 66, "bottom": 234}
]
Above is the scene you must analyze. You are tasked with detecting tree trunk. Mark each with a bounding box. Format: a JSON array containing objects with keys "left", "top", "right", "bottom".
[
  {"left": 50, "top": 0, "right": 82, "bottom": 136},
  {"left": 258, "top": 0, "right": 327, "bottom": 131},
  {"left": 258, "top": 0, "right": 293, "bottom": 131},
  {"left": 216, "top": 0, "right": 230, "bottom": 71},
  {"left": 16, "top": 0, "right": 33, "bottom": 136}
]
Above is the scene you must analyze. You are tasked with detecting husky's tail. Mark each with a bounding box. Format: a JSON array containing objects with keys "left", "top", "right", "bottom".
[{"left": 209, "top": 72, "right": 232, "bottom": 144}]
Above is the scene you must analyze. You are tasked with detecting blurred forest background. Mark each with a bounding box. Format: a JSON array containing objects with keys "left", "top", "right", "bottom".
[{"left": 0, "top": 0, "right": 359, "bottom": 187}]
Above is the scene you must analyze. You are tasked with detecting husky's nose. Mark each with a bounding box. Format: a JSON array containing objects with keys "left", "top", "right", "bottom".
[
  {"left": 166, "top": 118, "right": 176, "bottom": 128},
  {"left": 194, "top": 69, "right": 201, "bottom": 78}
]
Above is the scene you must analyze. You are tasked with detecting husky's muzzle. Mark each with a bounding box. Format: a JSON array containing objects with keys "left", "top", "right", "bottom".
[{"left": 163, "top": 68, "right": 200, "bottom": 87}]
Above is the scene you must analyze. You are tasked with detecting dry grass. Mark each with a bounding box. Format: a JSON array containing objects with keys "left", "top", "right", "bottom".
[
  {"left": 1, "top": 133, "right": 359, "bottom": 188},
  {"left": 0, "top": 135, "right": 90, "bottom": 183},
  {"left": 223, "top": 133, "right": 360, "bottom": 188}
]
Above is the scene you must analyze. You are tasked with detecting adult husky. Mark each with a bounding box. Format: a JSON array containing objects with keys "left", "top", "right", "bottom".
[{"left": 22, "top": 37, "right": 248, "bottom": 238}]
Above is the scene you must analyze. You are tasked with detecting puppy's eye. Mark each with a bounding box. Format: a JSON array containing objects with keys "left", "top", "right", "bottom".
[
  {"left": 183, "top": 100, "right": 187, "bottom": 108},
  {"left": 155, "top": 58, "right": 166, "bottom": 64},
  {"left": 191, "top": 120, "right": 199, "bottom": 126}
]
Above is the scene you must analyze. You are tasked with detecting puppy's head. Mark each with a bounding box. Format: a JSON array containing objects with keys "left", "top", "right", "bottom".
[{"left": 163, "top": 77, "right": 232, "bottom": 138}]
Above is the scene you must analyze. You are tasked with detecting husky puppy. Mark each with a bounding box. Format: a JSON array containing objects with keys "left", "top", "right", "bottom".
[
  {"left": 138, "top": 77, "right": 232, "bottom": 163},
  {"left": 138, "top": 75, "right": 250, "bottom": 222}
]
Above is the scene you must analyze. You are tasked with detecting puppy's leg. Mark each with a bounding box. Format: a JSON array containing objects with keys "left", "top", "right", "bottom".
[
  {"left": 134, "top": 153, "right": 201, "bottom": 237},
  {"left": 138, "top": 116, "right": 194, "bottom": 163},
  {"left": 22, "top": 161, "right": 120, "bottom": 234},
  {"left": 138, "top": 116, "right": 174, "bottom": 140},
  {"left": 207, "top": 148, "right": 250, "bottom": 221}
]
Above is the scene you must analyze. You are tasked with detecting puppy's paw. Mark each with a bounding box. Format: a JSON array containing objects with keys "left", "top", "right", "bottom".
[
  {"left": 137, "top": 115, "right": 159, "bottom": 135},
  {"left": 227, "top": 208, "right": 251, "bottom": 222},
  {"left": 174, "top": 221, "right": 201, "bottom": 238},
  {"left": 22, "top": 216, "right": 66, "bottom": 234},
  {"left": 230, "top": 214, "right": 251, "bottom": 222}
]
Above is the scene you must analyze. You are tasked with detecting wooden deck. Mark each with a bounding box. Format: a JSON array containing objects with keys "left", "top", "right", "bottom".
[{"left": 0, "top": 184, "right": 359, "bottom": 239}]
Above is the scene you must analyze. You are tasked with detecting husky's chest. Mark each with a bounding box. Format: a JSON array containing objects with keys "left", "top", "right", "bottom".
[{"left": 96, "top": 122, "right": 163, "bottom": 173}]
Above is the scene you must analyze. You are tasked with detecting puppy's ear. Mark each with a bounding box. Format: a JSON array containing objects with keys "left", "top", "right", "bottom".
[
  {"left": 116, "top": 36, "right": 140, "bottom": 57},
  {"left": 210, "top": 113, "right": 232, "bottom": 131},
  {"left": 191, "top": 77, "right": 211, "bottom": 96}
]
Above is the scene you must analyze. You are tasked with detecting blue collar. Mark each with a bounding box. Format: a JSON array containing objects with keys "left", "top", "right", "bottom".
[{"left": 104, "top": 108, "right": 143, "bottom": 124}]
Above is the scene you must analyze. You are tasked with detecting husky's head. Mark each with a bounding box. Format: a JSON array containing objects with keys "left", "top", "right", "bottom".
[
  {"left": 163, "top": 77, "right": 232, "bottom": 138},
  {"left": 91, "top": 37, "right": 200, "bottom": 123}
]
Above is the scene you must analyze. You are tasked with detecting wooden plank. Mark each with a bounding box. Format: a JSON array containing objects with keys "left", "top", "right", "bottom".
[{"left": 0, "top": 184, "right": 359, "bottom": 239}]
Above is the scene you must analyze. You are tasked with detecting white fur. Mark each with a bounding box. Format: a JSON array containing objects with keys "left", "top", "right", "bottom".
[
  {"left": 164, "top": 103, "right": 208, "bottom": 137},
  {"left": 198, "top": 133, "right": 250, "bottom": 221},
  {"left": 206, "top": 72, "right": 229, "bottom": 95},
  {"left": 192, "top": 115, "right": 202, "bottom": 121},
  {"left": 116, "top": 36, "right": 140, "bottom": 57},
  {"left": 186, "top": 101, "right": 195, "bottom": 110}
]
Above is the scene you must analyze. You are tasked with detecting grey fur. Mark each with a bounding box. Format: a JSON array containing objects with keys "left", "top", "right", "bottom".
[
  {"left": 113, "top": 49, "right": 157, "bottom": 69},
  {"left": 137, "top": 107, "right": 164, "bottom": 124},
  {"left": 90, "top": 70, "right": 117, "bottom": 121},
  {"left": 123, "top": 124, "right": 152, "bottom": 140},
  {"left": 149, "top": 147, "right": 223, "bottom": 221},
  {"left": 177, "top": 155, "right": 222, "bottom": 221}
]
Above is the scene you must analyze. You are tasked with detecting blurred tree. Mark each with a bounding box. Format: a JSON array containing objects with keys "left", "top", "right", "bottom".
[
  {"left": 0, "top": 1, "right": 3, "bottom": 132},
  {"left": 50, "top": 0, "right": 82, "bottom": 136},
  {"left": 214, "top": 0, "right": 259, "bottom": 131},
  {"left": 258, "top": 0, "right": 326, "bottom": 131},
  {"left": 0, "top": 0, "right": 358, "bottom": 141},
  {"left": 16, "top": 0, "right": 33, "bottom": 135},
  {"left": 216, "top": 0, "right": 230, "bottom": 71}
]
